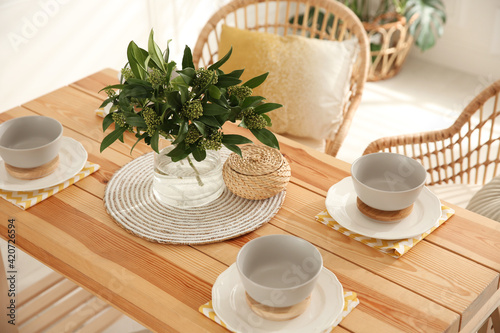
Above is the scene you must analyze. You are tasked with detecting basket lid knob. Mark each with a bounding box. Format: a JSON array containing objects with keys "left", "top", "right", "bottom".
[{"left": 227, "top": 145, "right": 284, "bottom": 176}]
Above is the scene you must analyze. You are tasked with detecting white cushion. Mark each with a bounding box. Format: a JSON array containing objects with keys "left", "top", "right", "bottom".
[
  {"left": 219, "top": 25, "right": 358, "bottom": 141},
  {"left": 466, "top": 175, "right": 500, "bottom": 222}
]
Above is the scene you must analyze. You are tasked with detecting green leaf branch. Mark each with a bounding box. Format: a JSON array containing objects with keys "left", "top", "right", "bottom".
[{"left": 99, "top": 29, "right": 283, "bottom": 160}]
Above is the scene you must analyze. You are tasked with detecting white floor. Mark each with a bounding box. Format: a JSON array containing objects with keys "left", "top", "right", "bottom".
[{"left": 1, "top": 57, "right": 496, "bottom": 332}]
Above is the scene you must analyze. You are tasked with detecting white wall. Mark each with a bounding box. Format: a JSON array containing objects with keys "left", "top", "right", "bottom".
[
  {"left": 0, "top": 0, "right": 231, "bottom": 113},
  {"left": 409, "top": 0, "right": 500, "bottom": 79},
  {"left": 147, "top": 0, "right": 230, "bottom": 63},
  {"left": 0, "top": 0, "right": 151, "bottom": 113}
]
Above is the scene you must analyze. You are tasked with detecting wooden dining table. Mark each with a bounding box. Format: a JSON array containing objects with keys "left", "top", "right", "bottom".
[{"left": 1, "top": 69, "right": 500, "bottom": 333}]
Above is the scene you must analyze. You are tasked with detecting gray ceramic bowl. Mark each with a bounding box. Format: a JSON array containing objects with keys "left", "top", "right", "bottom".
[
  {"left": 236, "top": 234, "right": 323, "bottom": 308},
  {"left": 0, "top": 116, "right": 63, "bottom": 168},
  {"left": 351, "top": 152, "right": 427, "bottom": 211}
]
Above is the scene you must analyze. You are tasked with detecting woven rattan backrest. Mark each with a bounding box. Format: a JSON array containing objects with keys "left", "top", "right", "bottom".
[
  {"left": 364, "top": 80, "right": 500, "bottom": 186},
  {"left": 192, "top": 0, "right": 369, "bottom": 157}
]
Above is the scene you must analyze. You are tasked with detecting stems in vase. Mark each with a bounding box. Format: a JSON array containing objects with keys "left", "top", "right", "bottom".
[{"left": 187, "top": 156, "right": 204, "bottom": 187}]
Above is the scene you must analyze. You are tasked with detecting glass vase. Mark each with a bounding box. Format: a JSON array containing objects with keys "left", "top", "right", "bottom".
[{"left": 153, "top": 144, "right": 224, "bottom": 208}]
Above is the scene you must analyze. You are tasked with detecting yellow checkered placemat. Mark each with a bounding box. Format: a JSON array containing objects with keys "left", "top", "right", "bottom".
[
  {"left": 95, "top": 103, "right": 113, "bottom": 118},
  {"left": 0, "top": 162, "right": 100, "bottom": 210},
  {"left": 316, "top": 205, "right": 454, "bottom": 258},
  {"left": 199, "top": 291, "right": 359, "bottom": 332}
]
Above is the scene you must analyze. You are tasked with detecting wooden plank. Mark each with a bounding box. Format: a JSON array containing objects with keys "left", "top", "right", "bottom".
[
  {"left": 20, "top": 288, "right": 93, "bottom": 333},
  {"left": 74, "top": 307, "right": 123, "bottom": 333},
  {"left": 70, "top": 68, "right": 120, "bottom": 100},
  {"left": 44, "top": 296, "right": 109, "bottom": 333},
  {"left": 16, "top": 272, "right": 64, "bottom": 306},
  {"left": 17, "top": 279, "right": 79, "bottom": 325},
  {"left": 331, "top": 328, "right": 352, "bottom": 333},
  {"left": 425, "top": 206, "right": 500, "bottom": 273}
]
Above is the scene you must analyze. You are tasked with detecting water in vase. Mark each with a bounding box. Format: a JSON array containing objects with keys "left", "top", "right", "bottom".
[{"left": 153, "top": 147, "right": 224, "bottom": 207}]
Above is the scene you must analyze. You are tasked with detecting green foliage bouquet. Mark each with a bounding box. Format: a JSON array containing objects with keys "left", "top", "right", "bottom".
[{"left": 99, "top": 30, "right": 282, "bottom": 162}]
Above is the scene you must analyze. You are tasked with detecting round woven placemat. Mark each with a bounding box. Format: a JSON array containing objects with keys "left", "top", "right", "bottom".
[{"left": 104, "top": 149, "right": 286, "bottom": 245}]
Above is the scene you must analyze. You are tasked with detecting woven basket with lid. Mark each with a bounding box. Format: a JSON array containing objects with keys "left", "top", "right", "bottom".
[{"left": 223, "top": 145, "right": 291, "bottom": 200}]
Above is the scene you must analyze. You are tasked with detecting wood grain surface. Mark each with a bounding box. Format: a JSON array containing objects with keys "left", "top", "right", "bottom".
[{"left": 0, "top": 69, "right": 499, "bottom": 333}]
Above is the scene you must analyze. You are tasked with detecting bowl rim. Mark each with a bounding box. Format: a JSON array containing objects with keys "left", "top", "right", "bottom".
[
  {"left": 0, "top": 116, "right": 63, "bottom": 152},
  {"left": 236, "top": 234, "right": 323, "bottom": 291},
  {"left": 351, "top": 152, "right": 427, "bottom": 194}
]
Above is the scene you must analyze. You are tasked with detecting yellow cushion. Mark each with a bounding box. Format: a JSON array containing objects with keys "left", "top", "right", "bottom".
[{"left": 219, "top": 25, "right": 358, "bottom": 141}]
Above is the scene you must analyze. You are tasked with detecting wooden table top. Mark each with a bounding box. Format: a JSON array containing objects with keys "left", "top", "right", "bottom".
[{"left": 1, "top": 69, "right": 500, "bottom": 333}]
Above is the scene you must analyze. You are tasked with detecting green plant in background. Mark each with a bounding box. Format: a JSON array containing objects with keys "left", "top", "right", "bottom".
[
  {"left": 350, "top": 0, "right": 408, "bottom": 20},
  {"left": 99, "top": 30, "right": 282, "bottom": 162},
  {"left": 405, "top": 0, "right": 446, "bottom": 51},
  {"left": 292, "top": 0, "right": 446, "bottom": 52}
]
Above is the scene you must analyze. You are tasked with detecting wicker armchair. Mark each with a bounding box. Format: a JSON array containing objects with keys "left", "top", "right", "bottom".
[
  {"left": 363, "top": 80, "right": 500, "bottom": 187},
  {"left": 192, "top": 0, "right": 369, "bottom": 157}
]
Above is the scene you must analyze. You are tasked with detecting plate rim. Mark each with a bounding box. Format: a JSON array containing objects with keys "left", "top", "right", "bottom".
[
  {"left": 212, "top": 263, "right": 344, "bottom": 333},
  {"left": 0, "top": 137, "right": 87, "bottom": 191},
  {"left": 325, "top": 176, "right": 442, "bottom": 240}
]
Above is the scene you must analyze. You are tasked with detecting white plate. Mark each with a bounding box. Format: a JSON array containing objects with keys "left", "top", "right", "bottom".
[
  {"left": 212, "top": 263, "right": 344, "bottom": 333},
  {"left": 0, "top": 137, "right": 87, "bottom": 192},
  {"left": 325, "top": 177, "right": 441, "bottom": 240}
]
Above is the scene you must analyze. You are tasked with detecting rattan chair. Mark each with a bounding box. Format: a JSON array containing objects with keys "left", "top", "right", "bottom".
[
  {"left": 0, "top": 249, "right": 123, "bottom": 333},
  {"left": 192, "top": 0, "right": 370, "bottom": 157},
  {"left": 362, "top": 80, "right": 500, "bottom": 333},
  {"left": 363, "top": 80, "right": 500, "bottom": 187}
]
